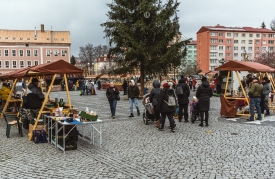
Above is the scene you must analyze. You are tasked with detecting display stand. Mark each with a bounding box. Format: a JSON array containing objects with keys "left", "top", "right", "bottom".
[{"left": 215, "top": 61, "right": 275, "bottom": 117}]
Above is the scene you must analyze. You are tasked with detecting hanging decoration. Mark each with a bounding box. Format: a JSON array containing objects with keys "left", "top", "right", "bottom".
[{"left": 144, "top": 11, "right": 150, "bottom": 18}]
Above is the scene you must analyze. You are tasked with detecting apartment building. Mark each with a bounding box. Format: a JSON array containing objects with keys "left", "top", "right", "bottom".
[
  {"left": 0, "top": 24, "right": 71, "bottom": 74},
  {"left": 196, "top": 24, "right": 275, "bottom": 72},
  {"left": 185, "top": 40, "right": 197, "bottom": 63}
]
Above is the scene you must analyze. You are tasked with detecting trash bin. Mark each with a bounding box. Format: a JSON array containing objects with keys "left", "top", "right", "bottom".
[{"left": 144, "top": 88, "right": 148, "bottom": 94}]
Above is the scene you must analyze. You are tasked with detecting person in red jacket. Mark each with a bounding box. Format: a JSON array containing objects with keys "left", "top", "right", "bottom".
[{"left": 192, "top": 77, "right": 197, "bottom": 91}]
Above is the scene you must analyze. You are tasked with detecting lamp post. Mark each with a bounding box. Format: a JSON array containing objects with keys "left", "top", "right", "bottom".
[
  {"left": 92, "top": 62, "right": 94, "bottom": 75},
  {"left": 87, "top": 62, "right": 90, "bottom": 75}
]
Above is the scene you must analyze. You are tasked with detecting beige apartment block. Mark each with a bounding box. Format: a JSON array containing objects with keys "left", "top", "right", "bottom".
[{"left": 0, "top": 24, "right": 71, "bottom": 74}]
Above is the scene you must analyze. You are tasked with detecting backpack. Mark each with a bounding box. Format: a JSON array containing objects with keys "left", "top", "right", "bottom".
[
  {"left": 176, "top": 84, "right": 183, "bottom": 95},
  {"left": 164, "top": 92, "right": 177, "bottom": 106}
]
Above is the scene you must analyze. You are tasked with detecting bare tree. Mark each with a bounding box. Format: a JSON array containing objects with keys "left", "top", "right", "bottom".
[
  {"left": 270, "top": 18, "right": 275, "bottom": 31},
  {"left": 255, "top": 50, "right": 275, "bottom": 68}
]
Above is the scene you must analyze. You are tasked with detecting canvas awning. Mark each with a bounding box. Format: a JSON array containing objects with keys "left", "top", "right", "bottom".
[
  {"left": 206, "top": 71, "right": 218, "bottom": 75},
  {"left": 0, "top": 67, "right": 32, "bottom": 79},
  {"left": 198, "top": 71, "right": 210, "bottom": 76},
  {"left": 86, "top": 75, "right": 100, "bottom": 79},
  {"left": 100, "top": 74, "right": 109, "bottom": 79},
  {"left": 215, "top": 61, "right": 275, "bottom": 72}
]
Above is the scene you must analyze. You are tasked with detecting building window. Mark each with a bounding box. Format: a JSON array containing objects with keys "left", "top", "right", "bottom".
[
  {"left": 255, "top": 40, "right": 260, "bottom": 44},
  {"left": 61, "top": 50, "right": 66, "bottom": 56},
  {"left": 210, "top": 32, "right": 217, "bottom": 36},
  {"left": 219, "top": 39, "right": 223, "bottom": 44},
  {"left": 234, "top": 46, "right": 238, "bottom": 50},
  {"left": 0, "top": 61, "right": 2, "bottom": 68},
  {"left": 210, "top": 38, "right": 217, "bottom": 43},
  {"left": 268, "top": 34, "right": 274, "bottom": 38},
  {"left": 234, "top": 33, "right": 238, "bottom": 37},
  {"left": 210, "top": 52, "right": 217, "bottom": 57},
  {"left": 256, "top": 34, "right": 260, "bottom": 38},
  {"left": 34, "top": 61, "right": 39, "bottom": 66},
  {"left": 46, "top": 60, "right": 51, "bottom": 63},
  {"left": 46, "top": 50, "right": 51, "bottom": 56},
  {"left": 241, "top": 33, "right": 246, "bottom": 37},
  {"left": 227, "top": 33, "right": 231, "bottom": 37},
  {"left": 210, "top": 46, "right": 217, "bottom": 50},
  {"left": 54, "top": 50, "right": 59, "bottom": 56},
  {"left": 249, "top": 40, "right": 253, "bottom": 44},
  {"left": 0, "top": 50, "right": 2, "bottom": 56},
  {"left": 219, "top": 53, "right": 224, "bottom": 57},
  {"left": 263, "top": 34, "right": 266, "bottom": 38},
  {"left": 268, "top": 40, "right": 274, "bottom": 44},
  {"left": 27, "top": 61, "right": 31, "bottom": 67},
  {"left": 226, "top": 53, "right": 231, "bottom": 57},
  {"left": 226, "top": 46, "right": 231, "bottom": 50},
  {"left": 241, "top": 40, "right": 246, "bottom": 44},
  {"left": 255, "top": 47, "right": 259, "bottom": 51},
  {"left": 227, "top": 40, "right": 231, "bottom": 44},
  {"left": 248, "top": 47, "right": 253, "bottom": 51},
  {"left": 269, "top": 47, "right": 274, "bottom": 51},
  {"left": 20, "top": 61, "right": 24, "bottom": 68},
  {"left": 234, "top": 40, "right": 238, "bottom": 44},
  {"left": 219, "top": 33, "right": 223, "bottom": 36},
  {"left": 249, "top": 34, "right": 253, "bottom": 38},
  {"left": 262, "top": 47, "right": 267, "bottom": 51},
  {"left": 5, "top": 61, "right": 9, "bottom": 68},
  {"left": 12, "top": 61, "right": 16, "bottom": 68},
  {"left": 241, "top": 47, "right": 245, "bottom": 50},
  {"left": 20, "top": 50, "right": 24, "bottom": 56},
  {"left": 263, "top": 41, "right": 266, "bottom": 44},
  {"left": 12, "top": 50, "right": 16, "bottom": 56},
  {"left": 27, "top": 50, "right": 31, "bottom": 56},
  {"left": 210, "top": 59, "right": 217, "bottom": 63},
  {"left": 34, "top": 50, "right": 38, "bottom": 56},
  {"left": 255, "top": 54, "right": 260, "bottom": 57},
  {"left": 5, "top": 50, "right": 8, "bottom": 56},
  {"left": 234, "top": 53, "right": 238, "bottom": 57},
  {"left": 219, "top": 46, "right": 223, "bottom": 50}
]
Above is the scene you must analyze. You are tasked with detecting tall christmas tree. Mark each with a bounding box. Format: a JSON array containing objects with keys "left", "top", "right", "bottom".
[{"left": 101, "top": 0, "right": 190, "bottom": 95}]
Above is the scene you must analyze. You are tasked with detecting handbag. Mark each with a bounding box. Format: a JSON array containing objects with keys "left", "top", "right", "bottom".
[{"left": 116, "top": 95, "right": 120, "bottom": 101}]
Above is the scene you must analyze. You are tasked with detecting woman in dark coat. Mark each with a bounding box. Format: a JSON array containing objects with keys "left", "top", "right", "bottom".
[
  {"left": 196, "top": 77, "right": 213, "bottom": 127},
  {"left": 177, "top": 76, "right": 190, "bottom": 122},
  {"left": 149, "top": 80, "right": 161, "bottom": 128},
  {"left": 157, "top": 83, "right": 177, "bottom": 132},
  {"left": 106, "top": 82, "right": 120, "bottom": 119},
  {"left": 122, "top": 79, "right": 128, "bottom": 95}
]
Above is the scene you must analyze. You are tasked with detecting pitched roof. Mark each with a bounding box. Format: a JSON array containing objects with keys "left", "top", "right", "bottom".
[
  {"left": 215, "top": 61, "right": 275, "bottom": 72},
  {"left": 197, "top": 25, "right": 275, "bottom": 34},
  {"left": 0, "top": 30, "right": 71, "bottom": 44}
]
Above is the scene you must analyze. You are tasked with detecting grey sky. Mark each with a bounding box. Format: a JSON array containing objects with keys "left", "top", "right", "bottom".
[{"left": 1, "top": 0, "right": 274, "bottom": 56}]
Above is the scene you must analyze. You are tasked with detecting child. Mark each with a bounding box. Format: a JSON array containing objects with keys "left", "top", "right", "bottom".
[{"left": 189, "top": 96, "right": 199, "bottom": 117}]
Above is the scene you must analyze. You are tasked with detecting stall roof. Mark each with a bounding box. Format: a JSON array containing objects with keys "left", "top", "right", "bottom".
[
  {"left": 13, "top": 60, "right": 84, "bottom": 77},
  {"left": 0, "top": 67, "right": 32, "bottom": 79},
  {"left": 100, "top": 74, "right": 109, "bottom": 79},
  {"left": 215, "top": 61, "right": 275, "bottom": 72},
  {"left": 86, "top": 75, "right": 100, "bottom": 79}
]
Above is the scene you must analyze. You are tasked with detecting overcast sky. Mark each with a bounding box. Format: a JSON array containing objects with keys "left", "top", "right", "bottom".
[{"left": 1, "top": 0, "right": 274, "bottom": 56}]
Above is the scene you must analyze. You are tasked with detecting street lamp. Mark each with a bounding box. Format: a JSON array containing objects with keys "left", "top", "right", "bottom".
[
  {"left": 92, "top": 62, "right": 94, "bottom": 75},
  {"left": 87, "top": 62, "right": 90, "bottom": 75}
]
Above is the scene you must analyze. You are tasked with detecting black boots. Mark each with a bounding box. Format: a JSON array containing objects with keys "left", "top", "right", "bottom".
[
  {"left": 137, "top": 109, "right": 140, "bottom": 116},
  {"left": 265, "top": 111, "right": 270, "bottom": 116},
  {"left": 129, "top": 113, "right": 134, "bottom": 117}
]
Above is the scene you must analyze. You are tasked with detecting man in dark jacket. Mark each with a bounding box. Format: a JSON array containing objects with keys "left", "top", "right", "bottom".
[
  {"left": 157, "top": 83, "right": 176, "bottom": 132},
  {"left": 177, "top": 76, "right": 190, "bottom": 122},
  {"left": 248, "top": 78, "right": 263, "bottom": 121},
  {"left": 196, "top": 77, "right": 213, "bottom": 127},
  {"left": 128, "top": 80, "right": 140, "bottom": 117},
  {"left": 122, "top": 79, "right": 128, "bottom": 95},
  {"left": 261, "top": 77, "right": 271, "bottom": 115},
  {"left": 27, "top": 78, "right": 44, "bottom": 119},
  {"left": 149, "top": 80, "right": 161, "bottom": 128}
]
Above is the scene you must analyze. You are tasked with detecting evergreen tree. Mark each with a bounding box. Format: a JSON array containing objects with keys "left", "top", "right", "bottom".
[
  {"left": 101, "top": 0, "right": 190, "bottom": 95},
  {"left": 70, "top": 55, "right": 76, "bottom": 65},
  {"left": 261, "top": 21, "right": 266, "bottom": 29}
]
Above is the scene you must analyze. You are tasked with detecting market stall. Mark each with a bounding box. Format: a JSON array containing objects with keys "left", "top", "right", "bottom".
[
  {"left": 215, "top": 61, "right": 275, "bottom": 117},
  {"left": 10, "top": 60, "right": 84, "bottom": 141}
]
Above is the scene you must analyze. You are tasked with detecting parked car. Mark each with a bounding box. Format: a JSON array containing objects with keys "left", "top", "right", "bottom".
[{"left": 192, "top": 75, "right": 201, "bottom": 80}]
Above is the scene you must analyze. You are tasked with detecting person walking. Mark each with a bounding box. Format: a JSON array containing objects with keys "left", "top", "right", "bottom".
[
  {"left": 157, "top": 83, "right": 177, "bottom": 132},
  {"left": 196, "top": 77, "right": 213, "bottom": 127},
  {"left": 261, "top": 77, "right": 272, "bottom": 116},
  {"left": 248, "top": 77, "right": 263, "bottom": 121},
  {"left": 97, "top": 80, "right": 102, "bottom": 91},
  {"left": 192, "top": 77, "right": 197, "bottom": 91},
  {"left": 106, "top": 82, "right": 120, "bottom": 119},
  {"left": 122, "top": 79, "right": 128, "bottom": 95},
  {"left": 177, "top": 75, "right": 190, "bottom": 122},
  {"left": 149, "top": 80, "right": 161, "bottom": 128},
  {"left": 128, "top": 80, "right": 140, "bottom": 117}
]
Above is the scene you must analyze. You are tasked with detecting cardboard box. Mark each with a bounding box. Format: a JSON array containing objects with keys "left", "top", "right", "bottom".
[{"left": 29, "top": 124, "right": 46, "bottom": 134}]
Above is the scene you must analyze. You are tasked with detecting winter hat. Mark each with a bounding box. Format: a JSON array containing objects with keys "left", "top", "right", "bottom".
[
  {"left": 130, "top": 80, "right": 135, "bottom": 86},
  {"left": 168, "top": 82, "right": 173, "bottom": 87},
  {"left": 163, "top": 83, "right": 169, "bottom": 89},
  {"left": 192, "top": 96, "right": 197, "bottom": 101},
  {"left": 202, "top": 76, "right": 207, "bottom": 82},
  {"left": 263, "top": 77, "right": 269, "bottom": 81}
]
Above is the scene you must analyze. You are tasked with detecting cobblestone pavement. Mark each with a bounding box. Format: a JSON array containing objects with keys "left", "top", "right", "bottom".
[{"left": 1, "top": 90, "right": 275, "bottom": 178}]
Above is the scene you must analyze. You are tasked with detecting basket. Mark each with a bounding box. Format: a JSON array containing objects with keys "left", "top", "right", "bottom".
[{"left": 86, "top": 114, "right": 98, "bottom": 121}]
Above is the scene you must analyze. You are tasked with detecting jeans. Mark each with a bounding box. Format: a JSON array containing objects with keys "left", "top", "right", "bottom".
[
  {"left": 160, "top": 112, "right": 175, "bottom": 129},
  {"left": 178, "top": 103, "right": 188, "bottom": 121},
  {"left": 109, "top": 100, "right": 117, "bottom": 117},
  {"left": 249, "top": 98, "right": 261, "bottom": 120},
  {"left": 129, "top": 98, "right": 139, "bottom": 113}
]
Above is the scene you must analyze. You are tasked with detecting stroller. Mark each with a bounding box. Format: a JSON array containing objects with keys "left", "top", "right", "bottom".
[
  {"left": 142, "top": 93, "right": 155, "bottom": 125},
  {"left": 190, "top": 101, "right": 201, "bottom": 123}
]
